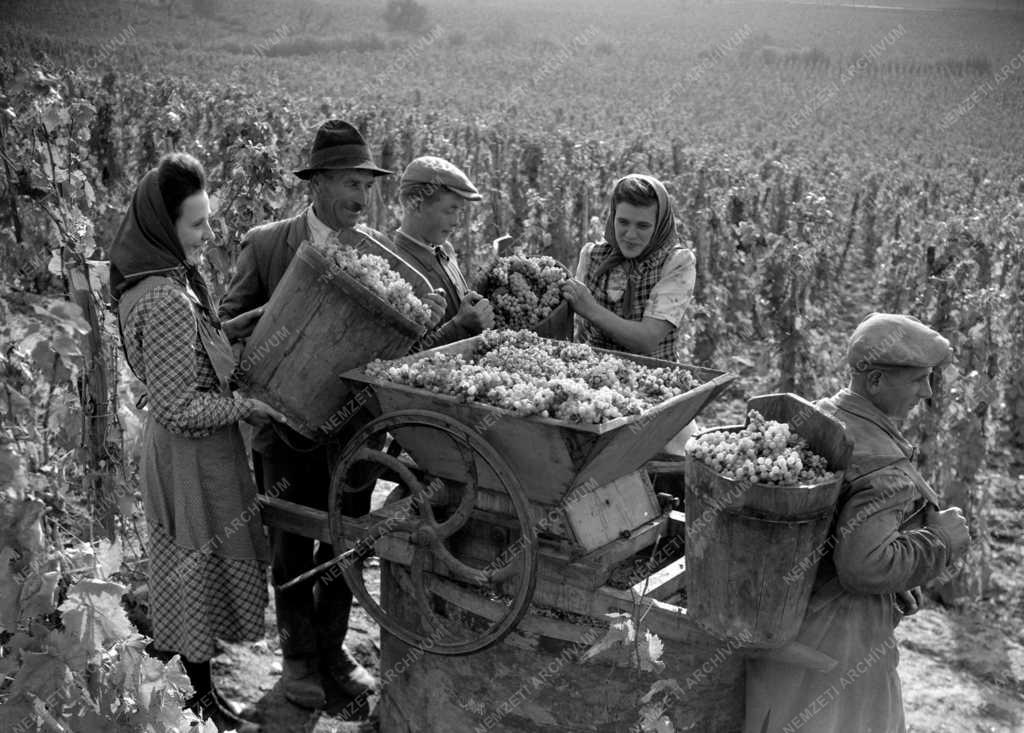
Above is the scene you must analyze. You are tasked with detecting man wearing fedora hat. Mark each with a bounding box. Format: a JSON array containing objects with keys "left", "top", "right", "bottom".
[
  {"left": 745, "top": 313, "right": 970, "bottom": 733},
  {"left": 378, "top": 155, "right": 495, "bottom": 347},
  {"left": 219, "top": 120, "right": 438, "bottom": 712}
]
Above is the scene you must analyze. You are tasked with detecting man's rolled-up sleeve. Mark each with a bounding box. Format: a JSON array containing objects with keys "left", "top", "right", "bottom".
[{"left": 833, "top": 472, "right": 951, "bottom": 595}]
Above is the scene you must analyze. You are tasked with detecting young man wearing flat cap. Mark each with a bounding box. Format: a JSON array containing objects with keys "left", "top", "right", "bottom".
[
  {"left": 219, "top": 120, "right": 442, "bottom": 712},
  {"left": 381, "top": 155, "right": 495, "bottom": 347},
  {"left": 745, "top": 313, "right": 971, "bottom": 733}
]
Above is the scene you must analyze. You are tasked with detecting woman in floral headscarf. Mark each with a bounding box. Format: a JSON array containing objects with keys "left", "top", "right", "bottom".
[
  {"left": 563, "top": 174, "right": 696, "bottom": 362},
  {"left": 110, "top": 152, "right": 284, "bottom": 731}
]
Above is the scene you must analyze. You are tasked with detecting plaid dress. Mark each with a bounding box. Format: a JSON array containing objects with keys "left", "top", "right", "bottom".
[{"left": 120, "top": 275, "right": 268, "bottom": 662}]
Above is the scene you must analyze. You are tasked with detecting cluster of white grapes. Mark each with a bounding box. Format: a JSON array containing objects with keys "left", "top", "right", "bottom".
[
  {"left": 478, "top": 255, "right": 569, "bottom": 329},
  {"left": 365, "top": 330, "right": 699, "bottom": 424},
  {"left": 317, "top": 239, "right": 434, "bottom": 328},
  {"left": 685, "top": 409, "right": 835, "bottom": 486}
]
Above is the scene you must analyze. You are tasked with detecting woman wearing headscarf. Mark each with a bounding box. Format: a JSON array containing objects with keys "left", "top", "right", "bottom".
[
  {"left": 564, "top": 173, "right": 696, "bottom": 361},
  {"left": 110, "top": 152, "right": 284, "bottom": 732}
]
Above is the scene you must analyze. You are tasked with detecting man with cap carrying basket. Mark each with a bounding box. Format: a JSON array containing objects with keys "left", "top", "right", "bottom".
[
  {"left": 745, "top": 313, "right": 971, "bottom": 733},
  {"left": 219, "top": 120, "right": 442, "bottom": 712}
]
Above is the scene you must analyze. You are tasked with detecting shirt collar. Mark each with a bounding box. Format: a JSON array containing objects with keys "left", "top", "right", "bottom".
[
  {"left": 306, "top": 206, "right": 334, "bottom": 247},
  {"left": 832, "top": 388, "right": 914, "bottom": 456}
]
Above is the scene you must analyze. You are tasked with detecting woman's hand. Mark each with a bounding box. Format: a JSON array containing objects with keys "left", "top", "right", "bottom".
[
  {"left": 243, "top": 397, "right": 288, "bottom": 427},
  {"left": 424, "top": 290, "right": 447, "bottom": 327},
  {"left": 561, "top": 278, "right": 599, "bottom": 320},
  {"left": 222, "top": 306, "right": 265, "bottom": 343}
]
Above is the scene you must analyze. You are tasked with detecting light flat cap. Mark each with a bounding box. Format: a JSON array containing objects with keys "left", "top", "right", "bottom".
[
  {"left": 847, "top": 313, "right": 952, "bottom": 371},
  {"left": 401, "top": 156, "right": 482, "bottom": 201}
]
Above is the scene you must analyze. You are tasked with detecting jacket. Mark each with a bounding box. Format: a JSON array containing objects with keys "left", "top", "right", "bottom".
[{"left": 744, "top": 389, "right": 960, "bottom": 733}]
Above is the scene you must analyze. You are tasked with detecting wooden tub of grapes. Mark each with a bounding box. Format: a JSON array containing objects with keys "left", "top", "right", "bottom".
[
  {"left": 683, "top": 394, "right": 853, "bottom": 649},
  {"left": 260, "top": 332, "right": 844, "bottom": 732},
  {"left": 238, "top": 238, "right": 435, "bottom": 439}
]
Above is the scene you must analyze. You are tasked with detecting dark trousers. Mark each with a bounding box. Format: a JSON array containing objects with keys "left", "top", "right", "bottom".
[{"left": 255, "top": 438, "right": 372, "bottom": 661}]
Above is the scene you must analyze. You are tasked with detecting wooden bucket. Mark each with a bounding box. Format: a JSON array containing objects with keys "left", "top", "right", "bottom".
[
  {"left": 238, "top": 241, "right": 426, "bottom": 440},
  {"left": 683, "top": 393, "right": 852, "bottom": 649}
]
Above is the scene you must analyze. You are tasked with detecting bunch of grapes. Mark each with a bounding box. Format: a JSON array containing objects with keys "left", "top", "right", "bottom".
[
  {"left": 685, "top": 409, "right": 835, "bottom": 486},
  {"left": 365, "top": 330, "right": 700, "bottom": 424},
  {"left": 478, "top": 255, "right": 570, "bottom": 329},
  {"left": 316, "top": 237, "right": 434, "bottom": 328}
]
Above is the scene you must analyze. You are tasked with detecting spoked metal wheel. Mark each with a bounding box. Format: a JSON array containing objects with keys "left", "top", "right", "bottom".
[{"left": 327, "top": 409, "right": 538, "bottom": 656}]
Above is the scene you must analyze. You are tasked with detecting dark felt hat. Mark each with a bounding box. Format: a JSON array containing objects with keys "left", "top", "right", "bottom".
[
  {"left": 293, "top": 119, "right": 392, "bottom": 179},
  {"left": 847, "top": 313, "right": 952, "bottom": 371}
]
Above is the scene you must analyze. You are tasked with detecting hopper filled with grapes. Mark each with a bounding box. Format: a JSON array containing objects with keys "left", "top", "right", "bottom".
[
  {"left": 476, "top": 255, "right": 573, "bottom": 339},
  {"left": 345, "top": 329, "right": 737, "bottom": 505}
]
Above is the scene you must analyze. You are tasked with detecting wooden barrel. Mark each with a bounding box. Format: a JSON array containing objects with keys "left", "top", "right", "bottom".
[
  {"left": 683, "top": 393, "right": 852, "bottom": 649},
  {"left": 238, "top": 241, "right": 426, "bottom": 440}
]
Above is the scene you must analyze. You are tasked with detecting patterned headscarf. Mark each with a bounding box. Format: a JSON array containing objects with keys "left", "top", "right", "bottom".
[
  {"left": 109, "top": 168, "right": 218, "bottom": 324},
  {"left": 589, "top": 173, "right": 677, "bottom": 312}
]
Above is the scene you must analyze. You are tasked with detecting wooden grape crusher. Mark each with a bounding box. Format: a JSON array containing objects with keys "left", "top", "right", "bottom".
[{"left": 244, "top": 242, "right": 842, "bottom": 732}]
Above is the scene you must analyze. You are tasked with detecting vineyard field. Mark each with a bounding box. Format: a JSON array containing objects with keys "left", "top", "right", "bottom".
[{"left": 1, "top": 0, "right": 1023, "bottom": 731}]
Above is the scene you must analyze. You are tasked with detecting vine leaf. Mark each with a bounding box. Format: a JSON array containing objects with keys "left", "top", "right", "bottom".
[
  {"left": 31, "top": 340, "right": 54, "bottom": 373},
  {"left": 8, "top": 649, "right": 71, "bottom": 703},
  {"left": 638, "top": 629, "right": 665, "bottom": 673},
  {"left": 47, "top": 301, "right": 91, "bottom": 335},
  {"left": 50, "top": 331, "right": 83, "bottom": 361},
  {"left": 95, "top": 539, "right": 123, "bottom": 578},
  {"left": 580, "top": 612, "right": 634, "bottom": 662},
  {"left": 20, "top": 569, "right": 60, "bottom": 619},
  {"left": 639, "top": 678, "right": 683, "bottom": 704},
  {"left": 58, "top": 579, "right": 132, "bottom": 655}
]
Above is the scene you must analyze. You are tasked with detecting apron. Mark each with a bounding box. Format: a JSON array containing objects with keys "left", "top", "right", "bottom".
[{"left": 120, "top": 276, "right": 267, "bottom": 562}]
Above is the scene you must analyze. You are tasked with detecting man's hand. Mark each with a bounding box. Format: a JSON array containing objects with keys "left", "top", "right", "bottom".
[
  {"left": 561, "top": 277, "right": 599, "bottom": 320},
  {"left": 222, "top": 306, "right": 265, "bottom": 343},
  {"left": 243, "top": 398, "right": 288, "bottom": 427},
  {"left": 925, "top": 505, "right": 970, "bottom": 560},
  {"left": 894, "top": 587, "right": 923, "bottom": 618},
  {"left": 454, "top": 291, "right": 494, "bottom": 333},
  {"left": 423, "top": 290, "right": 446, "bottom": 327}
]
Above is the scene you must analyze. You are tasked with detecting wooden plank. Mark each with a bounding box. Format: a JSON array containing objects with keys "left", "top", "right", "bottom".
[
  {"left": 425, "top": 575, "right": 602, "bottom": 645},
  {"left": 576, "top": 514, "right": 670, "bottom": 572},
  {"left": 563, "top": 470, "right": 660, "bottom": 552},
  {"left": 631, "top": 556, "right": 686, "bottom": 601},
  {"left": 259, "top": 495, "right": 418, "bottom": 545},
  {"left": 646, "top": 458, "right": 688, "bottom": 475},
  {"left": 446, "top": 517, "right": 607, "bottom": 590},
  {"left": 258, "top": 496, "right": 330, "bottom": 541}
]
